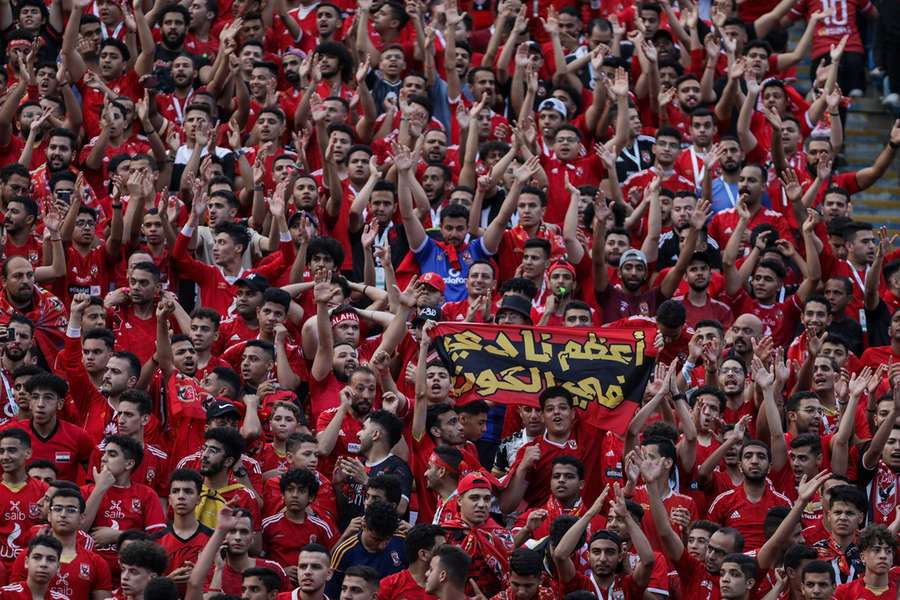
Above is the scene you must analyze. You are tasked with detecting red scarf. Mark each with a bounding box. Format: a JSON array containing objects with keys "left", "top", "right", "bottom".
[
  {"left": 0, "top": 287, "right": 66, "bottom": 362},
  {"left": 433, "top": 240, "right": 462, "bottom": 270},
  {"left": 443, "top": 517, "right": 511, "bottom": 585}
]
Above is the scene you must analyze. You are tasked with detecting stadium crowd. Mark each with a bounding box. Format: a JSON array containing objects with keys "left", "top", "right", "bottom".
[{"left": 1, "top": 0, "right": 900, "bottom": 598}]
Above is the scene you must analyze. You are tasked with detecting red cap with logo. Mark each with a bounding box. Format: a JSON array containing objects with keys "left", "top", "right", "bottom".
[{"left": 419, "top": 272, "right": 446, "bottom": 293}]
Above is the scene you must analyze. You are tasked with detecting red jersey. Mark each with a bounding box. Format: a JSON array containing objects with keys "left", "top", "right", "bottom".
[
  {"left": 315, "top": 407, "right": 364, "bottom": 478},
  {"left": 262, "top": 471, "right": 338, "bottom": 524},
  {"left": 631, "top": 486, "right": 699, "bottom": 553},
  {"left": 0, "top": 582, "right": 69, "bottom": 600},
  {"left": 261, "top": 512, "right": 337, "bottom": 566},
  {"left": 172, "top": 231, "right": 295, "bottom": 315},
  {"left": 87, "top": 442, "right": 169, "bottom": 497},
  {"left": 672, "top": 294, "right": 734, "bottom": 329},
  {"left": 9, "top": 544, "right": 111, "bottom": 600},
  {"left": 502, "top": 424, "right": 605, "bottom": 510},
  {"left": 207, "top": 558, "right": 288, "bottom": 596},
  {"left": 622, "top": 168, "right": 695, "bottom": 206},
  {"left": 495, "top": 224, "right": 566, "bottom": 283},
  {"left": 673, "top": 146, "right": 710, "bottom": 188},
  {"left": 64, "top": 245, "right": 116, "bottom": 305},
  {"left": 110, "top": 304, "right": 158, "bottom": 365},
  {"left": 540, "top": 154, "right": 607, "bottom": 225},
  {"left": 377, "top": 569, "right": 436, "bottom": 600},
  {"left": 834, "top": 577, "right": 896, "bottom": 600},
  {"left": 213, "top": 316, "right": 259, "bottom": 356},
  {"left": 77, "top": 71, "right": 143, "bottom": 140},
  {"left": 0, "top": 478, "right": 48, "bottom": 566},
  {"left": 562, "top": 572, "right": 646, "bottom": 599},
  {"left": 707, "top": 205, "right": 792, "bottom": 252},
  {"left": 674, "top": 550, "right": 720, "bottom": 600},
  {"left": 708, "top": 484, "right": 792, "bottom": 550},
  {"left": 4, "top": 235, "right": 43, "bottom": 269},
  {"left": 78, "top": 483, "right": 166, "bottom": 570},
  {"left": 11, "top": 420, "right": 92, "bottom": 483},
  {"left": 156, "top": 524, "right": 214, "bottom": 577},
  {"left": 788, "top": 0, "right": 875, "bottom": 58}
]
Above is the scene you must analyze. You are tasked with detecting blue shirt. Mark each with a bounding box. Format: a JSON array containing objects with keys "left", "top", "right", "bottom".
[
  {"left": 413, "top": 236, "right": 491, "bottom": 302},
  {"left": 326, "top": 534, "right": 407, "bottom": 598}
]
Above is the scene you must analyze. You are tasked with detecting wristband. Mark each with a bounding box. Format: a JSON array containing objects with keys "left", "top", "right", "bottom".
[
  {"left": 181, "top": 224, "right": 195, "bottom": 237},
  {"left": 66, "top": 326, "right": 81, "bottom": 338},
  {"left": 279, "top": 231, "right": 292, "bottom": 242},
  {"left": 672, "top": 393, "right": 687, "bottom": 403},
  {"left": 111, "top": 203, "right": 123, "bottom": 209},
  {"left": 683, "top": 361, "right": 696, "bottom": 371},
  {"left": 890, "top": 140, "right": 900, "bottom": 150}
]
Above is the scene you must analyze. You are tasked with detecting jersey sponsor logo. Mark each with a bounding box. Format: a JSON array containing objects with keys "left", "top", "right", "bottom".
[
  {"left": 105, "top": 500, "right": 125, "bottom": 520},
  {"left": 5, "top": 501, "right": 25, "bottom": 521}
]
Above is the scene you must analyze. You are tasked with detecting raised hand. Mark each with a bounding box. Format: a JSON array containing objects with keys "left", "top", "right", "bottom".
[{"left": 690, "top": 198, "right": 711, "bottom": 230}]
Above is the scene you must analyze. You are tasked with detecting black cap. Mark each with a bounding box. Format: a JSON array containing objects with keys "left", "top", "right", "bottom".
[
  {"left": 235, "top": 273, "right": 270, "bottom": 293},
  {"left": 497, "top": 295, "right": 533, "bottom": 323},
  {"left": 826, "top": 216, "right": 854, "bottom": 237},
  {"left": 206, "top": 399, "right": 240, "bottom": 420},
  {"left": 412, "top": 305, "right": 442, "bottom": 325}
]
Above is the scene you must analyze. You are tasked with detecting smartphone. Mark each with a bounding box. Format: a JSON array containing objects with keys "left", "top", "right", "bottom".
[{"left": 57, "top": 189, "right": 72, "bottom": 204}]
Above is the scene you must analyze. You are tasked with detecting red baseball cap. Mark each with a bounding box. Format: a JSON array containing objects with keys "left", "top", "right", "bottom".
[
  {"left": 457, "top": 472, "right": 492, "bottom": 496},
  {"left": 419, "top": 272, "right": 446, "bottom": 293}
]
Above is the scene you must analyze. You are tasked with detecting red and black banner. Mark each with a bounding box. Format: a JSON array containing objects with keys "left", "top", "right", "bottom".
[{"left": 432, "top": 322, "right": 655, "bottom": 434}]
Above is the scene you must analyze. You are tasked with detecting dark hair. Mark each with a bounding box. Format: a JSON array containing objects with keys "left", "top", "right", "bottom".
[
  {"left": 456, "top": 400, "right": 489, "bottom": 416},
  {"left": 756, "top": 258, "right": 787, "bottom": 281},
  {"left": 82, "top": 327, "right": 116, "bottom": 351},
  {"left": 191, "top": 307, "right": 221, "bottom": 328},
  {"left": 119, "top": 540, "right": 168, "bottom": 575},
  {"left": 214, "top": 222, "right": 251, "bottom": 254},
  {"left": 367, "top": 474, "right": 403, "bottom": 506},
  {"left": 99, "top": 38, "right": 131, "bottom": 62},
  {"left": 539, "top": 386, "right": 574, "bottom": 410},
  {"left": 426, "top": 403, "right": 457, "bottom": 438},
  {"left": 721, "top": 553, "right": 758, "bottom": 581},
  {"left": 26, "top": 459, "right": 57, "bottom": 475},
  {"left": 363, "top": 500, "right": 400, "bottom": 539},
  {"left": 24, "top": 373, "right": 68, "bottom": 398},
  {"left": 800, "top": 559, "right": 835, "bottom": 584},
  {"left": 245, "top": 339, "right": 275, "bottom": 361},
  {"left": 693, "top": 385, "right": 726, "bottom": 412},
  {"left": 2, "top": 427, "right": 33, "bottom": 449},
  {"left": 344, "top": 565, "right": 380, "bottom": 588},
  {"left": 523, "top": 238, "right": 552, "bottom": 259},
  {"left": 549, "top": 515, "right": 580, "bottom": 547},
  {"left": 404, "top": 524, "right": 446, "bottom": 564},
  {"left": 204, "top": 427, "right": 245, "bottom": 465},
  {"left": 432, "top": 545, "right": 471, "bottom": 588},
  {"left": 782, "top": 544, "right": 818, "bottom": 571},
  {"left": 307, "top": 236, "right": 345, "bottom": 266},
  {"left": 144, "top": 577, "right": 179, "bottom": 600},
  {"left": 28, "top": 534, "right": 62, "bottom": 558},
  {"left": 210, "top": 367, "right": 241, "bottom": 399},
  {"left": 365, "top": 410, "right": 404, "bottom": 447},
  {"left": 552, "top": 456, "right": 585, "bottom": 480},
  {"left": 103, "top": 434, "right": 144, "bottom": 470},
  {"left": 169, "top": 468, "right": 203, "bottom": 494},
  {"left": 285, "top": 432, "right": 318, "bottom": 453},
  {"left": 440, "top": 203, "right": 469, "bottom": 223},
  {"left": 689, "top": 519, "right": 719, "bottom": 536},
  {"left": 790, "top": 432, "right": 822, "bottom": 455},
  {"left": 657, "top": 299, "right": 686, "bottom": 329},
  {"left": 130, "top": 261, "right": 161, "bottom": 282},
  {"left": 500, "top": 277, "right": 538, "bottom": 299},
  {"left": 280, "top": 468, "right": 320, "bottom": 498},
  {"left": 49, "top": 487, "right": 85, "bottom": 513},
  {"left": 828, "top": 484, "right": 867, "bottom": 514},
  {"left": 118, "top": 389, "right": 153, "bottom": 416},
  {"left": 656, "top": 126, "right": 682, "bottom": 143},
  {"left": 242, "top": 567, "right": 282, "bottom": 593},
  {"left": 509, "top": 547, "right": 543, "bottom": 577}
]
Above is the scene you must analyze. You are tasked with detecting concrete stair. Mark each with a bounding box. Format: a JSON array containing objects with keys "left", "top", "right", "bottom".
[{"left": 842, "top": 99, "right": 900, "bottom": 234}]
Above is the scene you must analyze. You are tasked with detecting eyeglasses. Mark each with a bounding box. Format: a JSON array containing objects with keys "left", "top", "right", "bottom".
[
  {"left": 720, "top": 367, "right": 744, "bottom": 375},
  {"left": 74, "top": 220, "right": 96, "bottom": 229},
  {"left": 50, "top": 505, "right": 80, "bottom": 515}
]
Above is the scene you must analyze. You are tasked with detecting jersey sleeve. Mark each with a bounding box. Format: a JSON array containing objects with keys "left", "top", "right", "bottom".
[{"left": 142, "top": 487, "right": 167, "bottom": 532}]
